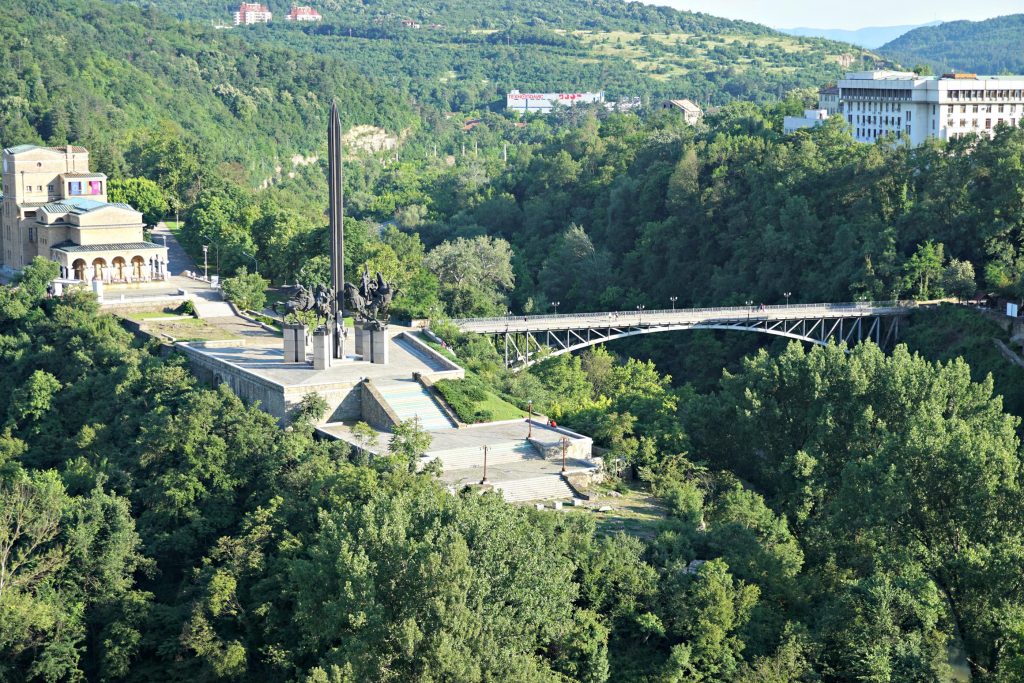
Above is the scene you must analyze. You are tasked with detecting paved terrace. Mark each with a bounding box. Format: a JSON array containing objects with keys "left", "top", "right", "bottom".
[{"left": 181, "top": 329, "right": 451, "bottom": 390}]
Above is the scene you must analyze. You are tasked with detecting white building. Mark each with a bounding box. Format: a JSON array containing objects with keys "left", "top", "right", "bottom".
[
  {"left": 784, "top": 109, "right": 830, "bottom": 134},
  {"left": 285, "top": 6, "right": 322, "bottom": 22},
  {"left": 660, "top": 99, "right": 704, "bottom": 125},
  {"left": 818, "top": 86, "right": 840, "bottom": 116},
  {"left": 834, "top": 71, "right": 1024, "bottom": 146},
  {"left": 506, "top": 91, "right": 605, "bottom": 115},
  {"left": 234, "top": 2, "right": 272, "bottom": 25}
]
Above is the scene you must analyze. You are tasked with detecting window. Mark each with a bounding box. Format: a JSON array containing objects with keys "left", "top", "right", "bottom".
[
  {"left": 948, "top": 104, "right": 954, "bottom": 114},
  {"left": 47, "top": 184, "right": 53, "bottom": 193},
  {"left": 986, "top": 119, "right": 992, "bottom": 129},
  {"left": 973, "top": 105, "right": 979, "bottom": 113},
  {"left": 69, "top": 181, "right": 82, "bottom": 196},
  {"left": 999, "top": 104, "right": 1005, "bottom": 113},
  {"left": 907, "top": 111, "right": 911, "bottom": 122},
  {"left": 89, "top": 180, "right": 102, "bottom": 195}
]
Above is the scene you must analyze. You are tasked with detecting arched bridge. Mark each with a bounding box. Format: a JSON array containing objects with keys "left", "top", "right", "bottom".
[{"left": 451, "top": 301, "right": 915, "bottom": 368}]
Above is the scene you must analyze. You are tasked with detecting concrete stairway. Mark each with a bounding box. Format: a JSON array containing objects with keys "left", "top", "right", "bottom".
[
  {"left": 374, "top": 378, "right": 456, "bottom": 432},
  {"left": 427, "top": 440, "right": 538, "bottom": 471},
  {"left": 494, "top": 474, "right": 575, "bottom": 503}
]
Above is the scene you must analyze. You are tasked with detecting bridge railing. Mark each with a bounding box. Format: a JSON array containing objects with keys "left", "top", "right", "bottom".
[{"left": 451, "top": 301, "right": 913, "bottom": 327}]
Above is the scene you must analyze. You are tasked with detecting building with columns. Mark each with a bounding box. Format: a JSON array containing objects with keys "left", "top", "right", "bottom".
[
  {"left": 1, "top": 144, "right": 168, "bottom": 283},
  {"left": 831, "top": 71, "right": 1024, "bottom": 146}
]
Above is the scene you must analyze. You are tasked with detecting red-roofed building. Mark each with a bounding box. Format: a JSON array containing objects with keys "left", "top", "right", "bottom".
[
  {"left": 285, "top": 6, "right": 323, "bottom": 22},
  {"left": 234, "top": 3, "right": 272, "bottom": 25}
]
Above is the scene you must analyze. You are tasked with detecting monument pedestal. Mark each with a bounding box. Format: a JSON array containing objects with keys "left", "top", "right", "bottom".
[
  {"left": 312, "top": 329, "right": 332, "bottom": 370},
  {"left": 283, "top": 324, "right": 307, "bottom": 364},
  {"left": 354, "top": 323, "right": 389, "bottom": 364},
  {"left": 370, "top": 325, "right": 389, "bottom": 365}
]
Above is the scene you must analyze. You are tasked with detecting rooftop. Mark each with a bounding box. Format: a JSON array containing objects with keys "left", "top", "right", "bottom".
[
  {"left": 50, "top": 241, "right": 164, "bottom": 253},
  {"left": 61, "top": 171, "right": 106, "bottom": 179},
  {"left": 40, "top": 198, "right": 133, "bottom": 215},
  {"left": 3, "top": 144, "right": 88, "bottom": 156}
]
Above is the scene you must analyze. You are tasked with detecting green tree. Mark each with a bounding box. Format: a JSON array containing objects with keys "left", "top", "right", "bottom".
[
  {"left": 107, "top": 177, "right": 169, "bottom": 227},
  {"left": 221, "top": 267, "right": 269, "bottom": 312}
]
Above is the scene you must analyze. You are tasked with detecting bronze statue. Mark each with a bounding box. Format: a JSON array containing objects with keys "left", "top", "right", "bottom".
[
  {"left": 274, "top": 282, "right": 339, "bottom": 331},
  {"left": 345, "top": 266, "right": 399, "bottom": 330},
  {"left": 274, "top": 284, "right": 315, "bottom": 323}
]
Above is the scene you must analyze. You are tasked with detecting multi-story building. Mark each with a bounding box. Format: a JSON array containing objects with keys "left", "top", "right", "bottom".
[
  {"left": 285, "top": 6, "right": 322, "bottom": 22},
  {"left": 234, "top": 2, "right": 272, "bottom": 25},
  {"left": 818, "top": 86, "right": 840, "bottom": 116},
  {"left": 1, "top": 145, "right": 168, "bottom": 283},
  {"left": 831, "top": 71, "right": 1024, "bottom": 146},
  {"left": 505, "top": 91, "right": 605, "bottom": 115}
]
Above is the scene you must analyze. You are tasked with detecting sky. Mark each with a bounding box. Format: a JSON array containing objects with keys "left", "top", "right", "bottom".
[{"left": 643, "top": 0, "right": 1021, "bottom": 29}]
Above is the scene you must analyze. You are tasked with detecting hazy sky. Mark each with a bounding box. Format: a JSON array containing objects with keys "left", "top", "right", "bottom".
[{"left": 644, "top": 0, "right": 1020, "bottom": 29}]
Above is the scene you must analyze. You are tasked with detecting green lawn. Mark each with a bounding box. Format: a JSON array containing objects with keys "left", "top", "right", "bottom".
[{"left": 434, "top": 376, "right": 525, "bottom": 424}]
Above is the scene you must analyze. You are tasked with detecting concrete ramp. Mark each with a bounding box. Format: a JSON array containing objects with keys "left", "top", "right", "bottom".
[{"left": 190, "top": 290, "right": 235, "bottom": 319}]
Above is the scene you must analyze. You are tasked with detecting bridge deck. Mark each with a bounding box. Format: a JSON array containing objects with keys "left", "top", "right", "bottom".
[{"left": 453, "top": 302, "right": 913, "bottom": 335}]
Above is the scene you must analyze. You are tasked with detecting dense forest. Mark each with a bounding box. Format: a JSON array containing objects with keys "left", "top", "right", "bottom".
[
  {"left": 880, "top": 14, "right": 1024, "bottom": 75},
  {"left": 6, "top": 253, "right": 1024, "bottom": 681}
]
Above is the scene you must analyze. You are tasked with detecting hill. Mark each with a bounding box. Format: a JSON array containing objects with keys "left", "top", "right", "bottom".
[
  {"left": 879, "top": 14, "right": 1024, "bottom": 74},
  {"left": 780, "top": 22, "right": 939, "bottom": 49},
  {"left": 0, "top": 0, "right": 418, "bottom": 185}
]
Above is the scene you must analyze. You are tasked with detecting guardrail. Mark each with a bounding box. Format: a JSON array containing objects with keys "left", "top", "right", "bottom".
[{"left": 452, "top": 301, "right": 914, "bottom": 327}]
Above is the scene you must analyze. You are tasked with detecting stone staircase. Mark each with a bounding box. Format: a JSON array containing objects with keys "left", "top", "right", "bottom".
[
  {"left": 374, "top": 378, "right": 456, "bottom": 432},
  {"left": 493, "top": 474, "right": 576, "bottom": 503},
  {"left": 426, "top": 440, "right": 538, "bottom": 471}
]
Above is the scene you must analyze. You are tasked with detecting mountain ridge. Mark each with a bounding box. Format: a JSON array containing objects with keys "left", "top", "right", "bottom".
[{"left": 879, "top": 14, "right": 1024, "bottom": 74}]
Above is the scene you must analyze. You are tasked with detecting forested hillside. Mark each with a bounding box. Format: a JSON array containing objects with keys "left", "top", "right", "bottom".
[
  {"left": 0, "top": 0, "right": 417, "bottom": 184},
  {"left": 880, "top": 14, "right": 1024, "bottom": 74}
]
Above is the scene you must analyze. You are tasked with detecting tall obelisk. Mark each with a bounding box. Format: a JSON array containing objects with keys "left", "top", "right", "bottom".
[{"left": 328, "top": 101, "right": 345, "bottom": 358}]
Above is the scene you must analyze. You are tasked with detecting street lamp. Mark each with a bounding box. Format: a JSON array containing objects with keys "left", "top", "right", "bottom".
[
  {"left": 527, "top": 399, "right": 534, "bottom": 438},
  {"left": 784, "top": 291, "right": 792, "bottom": 307},
  {"left": 560, "top": 436, "right": 570, "bottom": 473},
  {"left": 242, "top": 251, "right": 258, "bottom": 276},
  {"left": 745, "top": 300, "right": 753, "bottom": 320},
  {"left": 551, "top": 300, "right": 560, "bottom": 315},
  {"left": 670, "top": 296, "right": 678, "bottom": 311},
  {"left": 480, "top": 445, "right": 489, "bottom": 485},
  {"left": 202, "top": 245, "right": 209, "bottom": 281}
]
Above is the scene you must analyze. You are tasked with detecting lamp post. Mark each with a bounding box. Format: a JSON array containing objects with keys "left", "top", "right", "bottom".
[
  {"left": 670, "top": 296, "right": 678, "bottom": 312},
  {"left": 784, "top": 291, "right": 792, "bottom": 308},
  {"left": 551, "top": 300, "right": 560, "bottom": 316},
  {"left": 480, "top": 445, "right": 489, "bottom": 485},
  {"left": 560, "top": 436, "right": 569, "bottom": 473},
  {"left": 528, "top": 400, "right": 534, "bottom": 438},
  {"left": 637, "top": 304, "right": 645, "bottom": 324},
  {"left": 745, "top": 300, "right": 753, "bottom": 320},
  {"left": 202, "top": 245, "right": 209, "bottom": 281},
  {"left": 242, "top": 251, "right": 258, "bottom": 276}
]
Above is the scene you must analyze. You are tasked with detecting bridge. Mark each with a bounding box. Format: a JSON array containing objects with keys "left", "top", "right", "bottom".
[{"left": 451, "top": 301, "right": 915, "bottom": 368}]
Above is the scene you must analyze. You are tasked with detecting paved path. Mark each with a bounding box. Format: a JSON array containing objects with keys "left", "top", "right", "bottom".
[{"left": 151, "top": 222, "right": 197, "bottom": 277}]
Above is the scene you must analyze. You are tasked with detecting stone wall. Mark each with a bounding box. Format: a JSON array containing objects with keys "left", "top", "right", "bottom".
[
  {"left": 178, "top": 342, "right": 363, "bottom": 425},
  {"left": 360, "top": 380, "right": 400, "bottom": 431}
]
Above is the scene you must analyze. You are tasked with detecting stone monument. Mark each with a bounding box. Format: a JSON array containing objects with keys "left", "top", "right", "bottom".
[{"left": 328, "top": 100, "right": 347, "bottom": 360}]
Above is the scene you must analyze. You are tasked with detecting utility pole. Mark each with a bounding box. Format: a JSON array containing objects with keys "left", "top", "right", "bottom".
[
  {"left": 480, "top": 445, "right": 489, "bottom": 485},
  {"left": 202, "top": 245, "right": 209, "bottom": 281}
]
